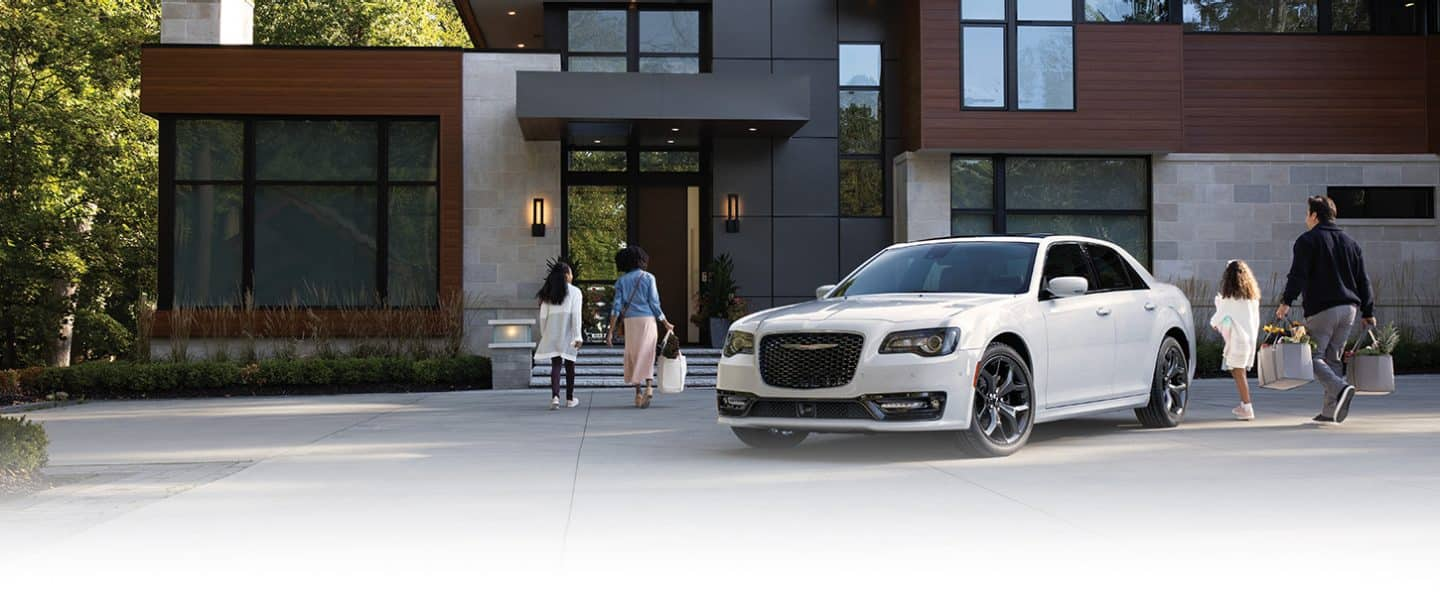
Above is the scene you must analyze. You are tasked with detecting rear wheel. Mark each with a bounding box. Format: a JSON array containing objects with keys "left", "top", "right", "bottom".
[
  {"left": 1134, "top": 337, "right": 1189, "bottom": 428},
  {"left": 955, "top": 343, "right": 1034, "bottom": 458},
  {"left": 731, "top": 427, "right": 809, "bottom": 449}
]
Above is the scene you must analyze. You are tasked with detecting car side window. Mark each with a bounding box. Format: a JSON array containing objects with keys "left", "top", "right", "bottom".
[
  {"left": 1086, "top": 244, "right": 1138, "bottom": 292},
  {"left": 1041, "top": 243, "right": 1093, "bottom": 293}
]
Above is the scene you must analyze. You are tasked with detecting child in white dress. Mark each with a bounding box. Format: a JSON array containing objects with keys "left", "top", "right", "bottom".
[
  {"left": 534, "top": 262, "right": 583, "bottom": 410},
  {"left": 1209, "top": 260, "right": 1262, "bottom": 420}
]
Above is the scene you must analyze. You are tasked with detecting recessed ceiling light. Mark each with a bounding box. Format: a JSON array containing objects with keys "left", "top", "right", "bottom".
[
  {"left": 748, "top": 127, "right": 758, "bottom": 132},
  {"left": 666, "top": 139, "right": 675, "bottom": 144},
  {"left": 516, "top": 43, "right": 525, "bottom": 48},
  {"left": 507, "top": 10, "right": 517, "bottom": 16},
  {"left": 593, "top": 139, "right": 602, "bottom": 144},
  {"left": 671, "top": 127, "right": 680, "bottom": 132}
]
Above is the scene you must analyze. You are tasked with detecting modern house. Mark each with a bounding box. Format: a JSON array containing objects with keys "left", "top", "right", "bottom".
[{"left": 143, "top": 0, "right": 1440, "bottom": 388}]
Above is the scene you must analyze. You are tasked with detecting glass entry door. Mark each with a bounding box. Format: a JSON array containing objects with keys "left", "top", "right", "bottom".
[{"left": 567, "top": 185, "right": 627, "bottom": 343}]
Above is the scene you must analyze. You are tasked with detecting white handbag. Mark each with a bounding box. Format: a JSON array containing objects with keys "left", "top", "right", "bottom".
[{"left": 658, "top": 353, "right": 687, "bottom": 394}]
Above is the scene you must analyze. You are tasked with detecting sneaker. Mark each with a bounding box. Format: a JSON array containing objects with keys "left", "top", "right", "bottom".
[
  {"left": 549, "top": 396, "right": 560, "bottom": 411},
  {"left": 1312, "top": 414, "right": 1336, "bottom": 424},
  {"left": 1232, "top": 404, "right": 1254, "bottom": 421},
  {"left": 566, "top": 398, "right": 580, "bottom": 408},
  {"left": 1335, "top": 386, "right": 1356, "bottom": 424}
]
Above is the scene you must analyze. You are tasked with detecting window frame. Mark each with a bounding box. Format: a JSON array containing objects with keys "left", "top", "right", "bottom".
[
  {"left": 1327, "top": 186, "right": 1438, "bottom": 220},
  {"left": 563, "top": 5, "right": 709, "bottom": 74},
  {"left": 1039, "top": 241, "right": 1098, "bottom": 298},
  {"left": 1178, "top": 0, "right": 1428, "bottom": 34},
  {"left": 839, "top": 42, "right": 886, "bottom": 218},
  {"left": 158, "top": 115, "right": 442, "bottom": 311},
  {"left": 959, "top": 0, "right": 1078, "bottom": 112},
  {"left": 950, "top": 154, "right": 1154, "bottom": 268},
  {"left": 1083, "top": 242, "right": 1149, "bottom": 292}
]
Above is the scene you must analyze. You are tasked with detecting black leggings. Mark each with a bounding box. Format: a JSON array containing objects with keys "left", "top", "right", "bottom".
[{"left": 550, "top": 357, "right": 575, "bottom": 400}]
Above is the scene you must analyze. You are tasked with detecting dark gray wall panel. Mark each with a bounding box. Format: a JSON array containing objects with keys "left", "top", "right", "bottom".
[
  {"left": 713, "top": 217, "right": 773, "bottom": 297},
  {"left": 773, "top": 137, "right": 838, "bottom": 216},
  {"left": 713, "top": 59, "right": 772, "bottom": 76},
  {"left": 772, "top": 296, "right": 816, "bottom": 308},
  {"left": 740, "top": 296, "right": 775, "bottom": 313},
  {"left": 773, "top": 216, "right": 839, "bottom": 296},
  {"left": 885, "top": 137, "right": 903, "bottom": 216},
  {"left": 772, "top": 0, "right": 838, "bottom": 59},
  {"left": 714, "top": 138, "right": 773, "bottom": 217},
  {"left": 884, "top": 60, "right": 902, "bottom": 135},
  {"left": 714, "top": 0, "right": 772, "bottom": 59},
  {"left": 773, "top": 60, "right": 838, "bottom": 138},
  {"left": 838, "top": 0, "right": 887, "bottom": 44},
  {"left": 839, "top": 217, "right": 893, "bottom": 275}
]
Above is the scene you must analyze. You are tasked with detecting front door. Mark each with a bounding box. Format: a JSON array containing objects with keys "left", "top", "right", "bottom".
[{"left": 635, "top": 185, "right": 697, "bottom": 344}]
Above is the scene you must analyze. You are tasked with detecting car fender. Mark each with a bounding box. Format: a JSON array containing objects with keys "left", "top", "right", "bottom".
[
  {"left": 1149, "top": 286, "right": 1197, "bottom": 379},
  {"left": 960, "top": 299, "right": 1050, "bottom": 414}
]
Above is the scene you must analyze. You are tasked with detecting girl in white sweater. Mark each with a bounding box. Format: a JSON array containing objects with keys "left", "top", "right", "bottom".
[
  {"left": 1209, "top": 260, "right": 1262, "bottom": 420},
  {"left": 534, "top": 262, "right": 583, "bottom": 411}
]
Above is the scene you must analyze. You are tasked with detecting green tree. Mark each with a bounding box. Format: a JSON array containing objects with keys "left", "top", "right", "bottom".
[
  {"left": 255, "top": 0, "right": 473, "bottom": 47},
  {"left": 0, "top": 0, "right": 159, "bottom": 368}
]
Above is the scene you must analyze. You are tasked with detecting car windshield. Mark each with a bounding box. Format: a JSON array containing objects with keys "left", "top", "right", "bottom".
[{"left": 832, "top": 242, "right": 1037, "bottom": 297}]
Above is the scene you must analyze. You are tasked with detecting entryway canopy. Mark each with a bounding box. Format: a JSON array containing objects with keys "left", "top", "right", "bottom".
[{"left": 515, "top": 71, "right": 811, "bottom": 141}]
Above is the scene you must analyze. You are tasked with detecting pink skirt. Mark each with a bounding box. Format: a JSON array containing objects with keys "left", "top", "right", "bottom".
[{"left": 623, "top": 317, "right": 658, "bottom": 385}]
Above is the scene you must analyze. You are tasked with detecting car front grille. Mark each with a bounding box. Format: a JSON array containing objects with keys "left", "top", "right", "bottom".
[
  {"left": 747, "top": 400, "right": 875, "bottom": 420},
  {"left": 758, "top": 332, "right": 864, "bottom": 389}
]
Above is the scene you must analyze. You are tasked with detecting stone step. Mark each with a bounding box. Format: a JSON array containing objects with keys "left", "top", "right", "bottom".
[
  {"left": 529, "top": 376, "right": 718, "bottom": 389},
  {"left": 577, "top": 347, "right": 723, "bottom": 357},
  {"left": 545, "top": 356, "right": 721, "bottom": 367},
  {"left": 531, "top": 365, "right": 719, "bottom": 377}
]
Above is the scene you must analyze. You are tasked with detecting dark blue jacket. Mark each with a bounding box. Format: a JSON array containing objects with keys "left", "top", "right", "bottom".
[{"left": 1281, "top": 222, "right": 1374, "bottom": 319}]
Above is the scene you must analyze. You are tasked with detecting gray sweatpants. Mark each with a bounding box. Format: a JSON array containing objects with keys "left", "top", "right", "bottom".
[{"left": 1305, "top": 304, "right": 1357, "bottom": 417}]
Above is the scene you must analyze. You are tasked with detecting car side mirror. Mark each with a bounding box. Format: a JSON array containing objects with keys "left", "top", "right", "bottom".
[
  {"left": 1045, "top": 276, "right": 1088, "bottom": 299},
  {"left": 815, "top": 284, "right": 836, "bottom": 299}
]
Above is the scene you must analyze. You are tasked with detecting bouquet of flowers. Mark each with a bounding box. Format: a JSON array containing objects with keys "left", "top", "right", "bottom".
[{"left": 1262, "top": 321, "right": 1314, "bottom": 348}]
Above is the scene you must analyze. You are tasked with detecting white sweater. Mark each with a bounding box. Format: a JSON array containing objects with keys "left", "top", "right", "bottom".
[
  {"left": 535, "top": 284, "right": 584, "bottom": 362},
  {"left": 1209, "top": 295, "right": 1260, "bottom": 370}
]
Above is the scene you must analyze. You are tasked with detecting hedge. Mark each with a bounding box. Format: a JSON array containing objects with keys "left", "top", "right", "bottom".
[
  {"left": 1, "top": 415, "right": 48, "bottom": 479},
  {"left": 1, "top": 355, "right": 491, "bottom": 400}
]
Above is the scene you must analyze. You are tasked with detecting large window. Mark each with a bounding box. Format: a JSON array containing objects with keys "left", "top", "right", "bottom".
[
  {"left": 961, "top": 0, "right": 1075, "bottom": 111},
  {"left": 951, "top": 156, "right": 1151, "bottom": 264},
  {"left": 1328, "top": 187, "right": 1436, "bottom": 219},
  {"left": 1084, "top": 0, "right": 1170, "bottom": 21},
  {"left": 1181, "top": 0, "right": 1425, "bottom": 32},
  {"left": 840, "top": 43, "right": 884, "bottom": 217},
  {"left": 164, "top": 118, "right": 440, "bottom": 309},
  {"left": 566, "top": 8, "right": 703, "bottom": 73}
]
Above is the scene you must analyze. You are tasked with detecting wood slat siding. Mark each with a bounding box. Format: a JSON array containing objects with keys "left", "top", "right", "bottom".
[
  {"left": 1183, "top": 36, "right": 1428, "bottom": 154},
  {"left": 1429, "top": 39, "right": 1440, "bottom": 154},
  {"left": 908, "top": 1, "right": 1184, "bottom": 152},
  {"left": 141, "top": 46, "right": 465, "bottom": 337}
]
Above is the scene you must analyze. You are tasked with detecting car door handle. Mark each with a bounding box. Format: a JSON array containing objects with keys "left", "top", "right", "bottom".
[
  {"left": 1144, "top": 302, "right": 1157, "bottom": 311},
  {"left": 1096, "top": 307, "right": 1112, "bottom": 317}
]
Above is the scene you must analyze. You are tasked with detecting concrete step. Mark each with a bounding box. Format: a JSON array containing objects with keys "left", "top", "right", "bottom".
[
  {"left": 550, "top": 355, "right": 721, "bottom": 366},
  {"left": 529, "top": 376, "right": 718, "bottom": 389},
  {"left": 531, "top": 365, "right": 719, "bottom": 377}
]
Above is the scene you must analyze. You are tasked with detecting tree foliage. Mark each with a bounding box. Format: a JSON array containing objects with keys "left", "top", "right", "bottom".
[{"left": 255, "top": 0, "right": 473, "bottom": 47}]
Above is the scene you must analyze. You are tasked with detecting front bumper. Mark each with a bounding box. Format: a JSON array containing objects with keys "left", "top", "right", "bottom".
[{"left": 716, "top": 347, "right": 980, "bottom": 432}]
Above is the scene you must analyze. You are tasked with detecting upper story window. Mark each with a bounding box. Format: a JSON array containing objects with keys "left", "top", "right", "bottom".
[
  {"left": 961, "top": 0, "right": 1075, "bottom": 111},
  {"left": 1183, "top": 0, "right": 1423, "bottom": 33},
  {"left": 566, "top": 8, "right": 704, "bottom": 74},
  {"left": 1083, "top": 0, "right": 1170, "bottom": 22},
  {"left": 840, "top": 44, "right": 884, "bottom": 217}
]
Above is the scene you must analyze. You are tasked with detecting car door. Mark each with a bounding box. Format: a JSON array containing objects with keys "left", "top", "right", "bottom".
[
  {"left": 1038, "top": 243, "right": 1116, "bottom": 409},
  {"left": 1085, "top": 243, "right": 1159, "bottom": 398}
]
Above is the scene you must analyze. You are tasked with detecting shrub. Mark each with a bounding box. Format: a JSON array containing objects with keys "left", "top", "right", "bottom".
[
  {"left": 0, "top": 370, "right": 19, "bottom": 397},
  {"left": 0, "top": 415, "right": 49, "bottom": 479}
]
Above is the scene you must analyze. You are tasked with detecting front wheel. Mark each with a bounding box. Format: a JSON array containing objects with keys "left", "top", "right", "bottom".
[
  {"left": 954, "top": 342, "right": 1035, "bottom": 458},
  {"left": 1134, "top": 337, "right": 1189, "bottom": 428},
  {"left": 731, "top": 427, "right": 809, "bottom": 449}
]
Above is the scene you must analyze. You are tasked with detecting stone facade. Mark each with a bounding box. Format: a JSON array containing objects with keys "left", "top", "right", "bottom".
[
  {"left": 461, "top": 53, "right": 563, "bottom": 387},
  {"left": 160, "top": 0, "right": 253, "bottom": 45},
  {"left": 1152, "top": 154, "right": 1440, "bottom": 324},
  {"left": 892, "top": 151, "right": 952, "bottom": 243}
]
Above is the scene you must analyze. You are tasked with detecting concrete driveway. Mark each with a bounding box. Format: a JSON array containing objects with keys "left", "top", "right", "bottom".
[{"left": 5, "top": 378, "right": 1439, "bottom": 612}]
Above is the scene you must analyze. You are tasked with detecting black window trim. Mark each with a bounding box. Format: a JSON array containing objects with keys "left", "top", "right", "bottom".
[
  {"left": 959, "top": 0, "right": 1079, "bottom": 112},
  {"left": 1038, "top": 241, "right": 1097, "bottom": 300},
  {"left": 839, "top": 41, "right": 886, "bottom": 218},
  {"left": 159, "top": 114, "right": 442, "bottom": 311},
  {"left": 1326, "top": 185, "right": 1438, "bottom": 220},
  {"left": 1177, "top": 0, "right": 1431, "bottom": 34},
  {"left": 562, "top": 4, "right": 709, "bottom": 74},
  {"left": 1082, "top": 241, "right": 1151, "bottom": 293}
]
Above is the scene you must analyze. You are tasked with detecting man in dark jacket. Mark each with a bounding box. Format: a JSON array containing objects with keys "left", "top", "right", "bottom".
[{"left": 1276, "top": 195, "right": 1376, "bottom": 424}]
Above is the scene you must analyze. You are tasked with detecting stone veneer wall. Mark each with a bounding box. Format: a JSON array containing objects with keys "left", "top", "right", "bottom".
[
  {"left": 160, "top": 0, "right": 253, "bottom": 45},
  {"left": 1153, "top": 154, "right": 1440, "bottom": 328},
  {"left": 461, "top": 53, "right": 562, "bottom": 388},
  {"left": 892, "top": 151, "right": 952, "bottom": 243}
]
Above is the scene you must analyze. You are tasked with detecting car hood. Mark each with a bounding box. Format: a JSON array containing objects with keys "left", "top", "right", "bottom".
[{"left": 741, "top": 294, "right": 1011, "bottom": 328}]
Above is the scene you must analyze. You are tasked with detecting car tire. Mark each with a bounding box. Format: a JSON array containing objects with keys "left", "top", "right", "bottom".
[
  {"left": 955, "top": 342, "right": 1035, "bottom": 458},
  {"left": 731, "top": 427, "right": 809, "bottom": 449},
  {"left": 1135, "top": 336, "right": 1190, "bottom": 428}
]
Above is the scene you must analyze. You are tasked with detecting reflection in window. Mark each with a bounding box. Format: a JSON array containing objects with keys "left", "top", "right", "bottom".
[
  {"left": 569, "top": 9, "right": 701, "bottom": 74},
  {"left": 1083, "top": 0, "right": 1169, "bottom": 22},
  {"left": 839, "top": 45, "right": 881, "bottom": 86},
  {"left": 254, "top": 185, "right": 379, "bottom": 307},
  {"left": 640, "top": 151, "right": 700, "bottom": 172},
  {"left": 567, "top": 186, "right": 629, "bottom": 282},
  {"left": 1018, "top": 0, "right": 1074, "bottom": 20},
  {"left": 388, "top": 122, "right": 438, "bottom": 182},
  {"left": 569, "top": 57, "right": 628, "bottom": 73},
  {"left": 176, "top": 120, "right": 243, "bottom": 181},
  {"left": 639, "top": 57, "right": 700, "bottom": 74},
  {"left": 839, "top": 91, "right": 881, "bottom": 154},
  {"left": 388, "top": 186, "right": 439, "bottom": 307},
  {"left": 963, "top": 0, "right": 1007, "bottom": 20},
  {"left": 174, "top": 185, "right": 243, "bottom": 306},
  {"left": 1017, "top": 26, "right": 1074, "bottom": 110},
  {"left": 1331, "top": 0, "right": 1371, "bottom": 31},
  {"left": 1005, "top": 158, "right": 1147, "bottom": 211},
  {"left": 640, "top": 11, "right": 699, "bottom": 53},
  {"left": 568, "top": 10, "right": 626, "bottom": 51},
  {"left": 839, "top": 44, "right": 883, "bottom": 217},
  {"left": 1183, "top": 0, "right": 1318, "bottom": 32},
  {"left": 255, "top": 120, "right": 377, "bottom": 182},
  {"left": 963, "top": 27, "right": 1005, "bottom": 108},
  {"left": 1327, "top": 187, "right": 1436, "bottom": 219},
  {"left": 569, "top": 150, "right": 627, "bottom": 172},
  {"left": 840, "top": 160, "right": 884, "bottom": 217},
  {"left": 951, "top": 158, "right": 994, "bottom": 210}
]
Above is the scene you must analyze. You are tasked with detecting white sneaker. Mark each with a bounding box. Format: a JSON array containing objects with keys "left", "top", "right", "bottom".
[
  {"left": 1232, "top": 404, "right": 1254, "bottom": 421},
  {"left": 549, "top": 396, "right": 560, "bottom": 411},
  {"left": 566, "top": 398, "right": 580, "bottom": 408}
]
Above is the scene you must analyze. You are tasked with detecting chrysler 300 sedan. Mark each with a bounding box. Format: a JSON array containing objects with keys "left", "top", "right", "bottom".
[{"left": 716, "top": 235, "right": 1195, "bottom": 457}]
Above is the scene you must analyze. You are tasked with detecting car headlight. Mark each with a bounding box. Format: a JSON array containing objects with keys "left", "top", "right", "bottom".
[
  {"left": 880, "top": 327, "right": 960, "bottom": 357},
  {"left": 723, "top": 330, "right": 755, "bottom": 357}
]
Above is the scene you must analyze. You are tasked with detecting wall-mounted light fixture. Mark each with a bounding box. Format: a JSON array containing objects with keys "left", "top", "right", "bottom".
[
  {"left": 725, "top": 194, "right": 740, "bottom": 233},
  {"left": 531, "top": 197, "right": 546, "bottom": 237}
]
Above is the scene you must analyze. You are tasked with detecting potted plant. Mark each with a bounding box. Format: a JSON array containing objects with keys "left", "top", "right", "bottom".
[
  {"left": 1347, "top": 323, "right": 1397, "bottom": 395},
  {"left": 692, "top": 254, "right": 747, "bottom": 348},
  {"left": 1257, "top": 320, "right": 1315, "bottom": 390}
]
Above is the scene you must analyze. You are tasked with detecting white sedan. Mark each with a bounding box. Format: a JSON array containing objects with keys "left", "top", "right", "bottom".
[{"left": 716, "top": 235, "right": 1195, "bottom": 457}]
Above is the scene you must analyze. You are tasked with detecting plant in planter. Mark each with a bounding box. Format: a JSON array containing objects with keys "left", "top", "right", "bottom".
[
  {"left": 1348, "top": 323, "right": 1398, "bottom": 395},
  {"left": 692, "top": 254, "right": 747, "bottom": 348}
]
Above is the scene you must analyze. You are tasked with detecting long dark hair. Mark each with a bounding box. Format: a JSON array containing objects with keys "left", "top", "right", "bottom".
[
  {"left": 1219, "top": 259, "right": 1260, "bottom": 301},
  {"left": 536, "top": 262, "right": 572, "bottom": 305},
  {"left": 615, "top": 246, "right": 650, "bottom": 273}
]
